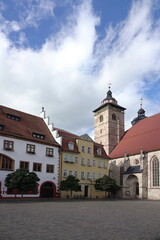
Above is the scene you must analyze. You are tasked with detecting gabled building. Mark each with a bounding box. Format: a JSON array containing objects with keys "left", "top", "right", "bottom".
[
  {"left": 53, "top": 129, "right": 110, "bottom": 198},
  {"left": 40, "top": 108, "right": 110, "bottom": 198},
  {"left": 0, "top": 105, "right": 60, "bottom": 198}
]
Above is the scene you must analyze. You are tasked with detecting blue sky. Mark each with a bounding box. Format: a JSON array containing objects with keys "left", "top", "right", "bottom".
[{"left": 0, "top": 0, "right": 160, "bottom": 135}]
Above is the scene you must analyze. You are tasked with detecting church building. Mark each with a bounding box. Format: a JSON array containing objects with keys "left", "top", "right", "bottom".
[{"left": 94, "top": 88, "right": 160, "bottom": 200}]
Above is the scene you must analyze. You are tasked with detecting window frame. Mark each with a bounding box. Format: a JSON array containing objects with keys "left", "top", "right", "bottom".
[
  {"left": 26, "top": 144, "right": 36, "bottom": 154},
  {"left": 68, "top": 141, "right": 74, "bottom": 150},
  {"left": 46, "top": 164, "right": 54, "bottom": 173},
  {"left": 33, "top": 162, "right": 42, "bottom": 172},
  {"left": 19, "top": 161, "right": 29, "bottom": 170},
  {"left": 3, "top": 140, "right": 14, "bottom": 151},
  {"left": 46, "top": 147, "right": 54, "bottom": 157},
  {"left": 0, "top": 155, "right": 14, "bottom": 170}
]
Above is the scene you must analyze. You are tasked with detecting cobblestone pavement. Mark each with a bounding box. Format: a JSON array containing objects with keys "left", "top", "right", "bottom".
[{"left": 0, "top": 200, "right": 160, "bottom": 240}]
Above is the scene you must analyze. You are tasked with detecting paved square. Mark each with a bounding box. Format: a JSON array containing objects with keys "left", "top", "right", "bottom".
[{"left": 0, "top": 200, "right": 160, "bottom": 240}]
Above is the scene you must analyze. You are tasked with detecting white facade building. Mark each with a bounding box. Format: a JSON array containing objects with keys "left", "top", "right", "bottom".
[{"left": 0, "top": 105, "right": 59, "bottom": 198}]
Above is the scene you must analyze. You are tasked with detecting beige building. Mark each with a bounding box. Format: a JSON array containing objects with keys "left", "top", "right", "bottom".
[
  {"left": 94, "top": 88, "right": 160, "bottom": 200},
  {"left": 53, "top": 129, "right": 109, "bottom": 199}
]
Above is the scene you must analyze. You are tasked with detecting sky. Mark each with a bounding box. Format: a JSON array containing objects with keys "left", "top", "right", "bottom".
[{"left": 0, "top": 0, "right": 160, "bottom": 137}]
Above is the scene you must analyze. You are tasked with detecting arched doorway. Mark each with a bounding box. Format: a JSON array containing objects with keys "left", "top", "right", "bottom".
[
  {"left": 125, "top": 175, "right": 139, "bottom": 199},
  {"left": 40, "top": 182, "right": 56, "bottom": 198}
]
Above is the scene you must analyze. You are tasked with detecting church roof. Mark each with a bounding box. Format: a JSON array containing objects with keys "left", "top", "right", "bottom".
[
  {"left": 0, "top": 105, "right": 59, "bottom": 146},
  {"left": 110, "top": 113, "right": 160, "bottom": 159},
  {"left": 123, "top": 166, "right": 143, "bottom": 174}
]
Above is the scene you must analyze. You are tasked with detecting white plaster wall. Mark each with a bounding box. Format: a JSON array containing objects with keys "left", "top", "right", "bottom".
[{"left": 0, "top": 136, "right": 59, "bottom": 197}]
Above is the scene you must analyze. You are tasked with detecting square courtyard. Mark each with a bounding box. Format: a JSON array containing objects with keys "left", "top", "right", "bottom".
[{"left": 0, "top": 200, "right": 160, "bottom": 240}]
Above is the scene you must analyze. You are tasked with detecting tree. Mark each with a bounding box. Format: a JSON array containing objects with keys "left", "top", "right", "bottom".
[
  {"left": 94, "top": 175, "right": 121, "bottom": 198},
  {"left": 60, "top": 175, "right": 81, "bottom": 198},
  {"left": 5, "top": 169, "right": 40, "bottom": 198}
]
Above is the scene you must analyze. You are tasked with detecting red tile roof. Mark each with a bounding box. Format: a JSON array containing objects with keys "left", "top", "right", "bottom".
[
  {"left": 54, "top": 127, "right": 78, "bottom": 139},
  {"left": 94, "top": 142, "right": 110, "bottom": 159},
  {"left": 55, "top": 128, "right": 109, "bottom": 158},
  {"left": 110, "top": 113, "right": 160, "bottom": 159},
  {"left": 0, "top": 105, "right": 59, "bottom": 146}
]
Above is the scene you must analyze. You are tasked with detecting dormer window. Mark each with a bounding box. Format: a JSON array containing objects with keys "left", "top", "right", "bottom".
[
  {"left": 7, "top": 114, "right": 21, "bottom": 121},
  {"left": 97, "top": 148, "right": 102, "bottom": 156},
  {"left": 0, "top": 124, "right": 4, "bottom": 130},
  {"left": 68, "top": 141, "right": 74, "bottom": 150},
  {"left": 32, "top": 133, "right": 45, "bottom": 140}
]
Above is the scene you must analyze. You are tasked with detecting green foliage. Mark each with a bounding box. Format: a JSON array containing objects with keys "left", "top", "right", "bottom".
[
  {"left": 60, "top": 175, "right": 81, "bottom": 198},
  {"left": 5, "top": 169, "right": 40, "bottom": 197},
  {"left": 94, "top": 175, "right": 121, "bottom": 197}
]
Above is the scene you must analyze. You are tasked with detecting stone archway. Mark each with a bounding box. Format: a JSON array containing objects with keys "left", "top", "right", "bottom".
[
  {"left": 40, "top": 181, "right": 56, "bottom": 198},
  {"left": 125, "top": 175, "right": 139, "bottom": 199}
]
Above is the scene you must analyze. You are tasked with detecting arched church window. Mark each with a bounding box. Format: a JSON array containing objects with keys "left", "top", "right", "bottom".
[
  {"left": 152, "top": 157, "right": 159, "bottom": 186},
  {"left": 112, "top": 113, "right": 116, "bottom": 121},
  {"left": 99, "top": 115, "right": 103, "bottom": 122}
]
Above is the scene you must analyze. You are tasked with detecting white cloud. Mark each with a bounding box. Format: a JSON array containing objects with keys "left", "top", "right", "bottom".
[{"left": 0, "top": 0, "right": 160, "bottom": 137}]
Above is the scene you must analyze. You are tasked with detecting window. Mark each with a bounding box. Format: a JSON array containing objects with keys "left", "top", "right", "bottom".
[
  {"left": 4, "top": 140, "right": 14, "bottom": 151},
  {"left": 103, "top": 162, "right": 107, "bottom": 168},
  {"left": 74, "top": 171, "right": 78, "bottom": 178},
  {"left": 93, "top": 160, "right": 96, "bottom": 166},
  {"left": 87, "top": 172, "right": 90, "bottom": 179},
  {"left": 81, "top": 172, "right": 85, "bottom": 179},
  {"left": 0, "top": 155, "right": 14, "bottom": 170},
  {"left": 33, "top": 163, "right": 42, "bottom": 172},
  {"left": 98, "top": 161, "right": 102, "bottom": 168},
  {"left": 112, "top": 113, "right": 116, "bottom": 121},
  {"left": 63, "top": 170, "right": 67, "bottom": 178},
  {"left": 7, "top": 114, "right": 20, "bottom": 121},
  {"left": 152, "top": 157, "right": 159, "bottom": 186},
  {"left": 99, "top": 173, "right": 102, "bottom": 178},
  {"left": 69, "top": 170, "right": 72, "bottom": 176},
  {"left": 134, "top": 159, "right": 139, "bottom": 165},
  {"left": 82, "top": 146, "right": 85, "bottom": 153},
  {"left": 68, "top": 141, "right": 74, "bottom": 150},
  {"left": 20, "top": 161, "right": 29, "bottom": 170},
  {"left": 97, "top": 148, "right": 102, "bottom": 156},
  {"left": 88, "top": 147, "right": 91, "bottom": 154},
  {"left": 27, "top": 144, "right": 35, "bottom": 154},
  {"left": 0, "top": 124, "right": 4, "bottom": 130},
  {"left": 92, "top": 173, "right": 96, "bottom": 180},
  {"left": 120, "top": 165, "right": 124, "bottom": 186},
  {"left": 46, "top": 148, "right": 54, "bottom": 157},
  {"left": 46, "top": 164, "right": 54, "bottom": 173},
  {"left": 100, "top": 115, "right": 103, "bottom": 122},
  {"left": 81, "top": 158, "right": 85, "bottom": 166},
  {"left": 70, "top": 156, "right": 74, "bottom": 163},
  {"left": 75, "top": 157, "right": 78, "bottom": 164},
  {"left": 32, "top": 133, "right": 45, "bottom": 140},
  {"left": 87, "top": 159, "right": 91, "bottom": 166},
  {"left": 64, "top": 155, "right": 68, "bottom": 162}
]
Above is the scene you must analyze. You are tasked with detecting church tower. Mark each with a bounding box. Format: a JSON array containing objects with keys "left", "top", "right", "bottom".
[{"left": 93, "top": 87, "right": 126, "bottom": 155}]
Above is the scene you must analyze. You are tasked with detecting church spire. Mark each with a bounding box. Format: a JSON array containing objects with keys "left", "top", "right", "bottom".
[
  {"left": 101, "top": 83, "right": 117, "bottom": 105},
  {"left": 131, "top": 98, "right": 147, "bottom": 126}
]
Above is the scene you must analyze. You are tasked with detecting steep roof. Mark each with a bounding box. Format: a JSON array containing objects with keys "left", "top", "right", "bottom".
[
  {"left": 55, "top": 128, "right": 109, "bottom": 158},
  {"left": 0, "top": 105, "right": 59, "bottom": 146},
  {"left": 110, "top": 113, "right": 160, "bottom": 159},
  {"left": 54, "top": 127, "right": 78, "bottom": 139}
]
